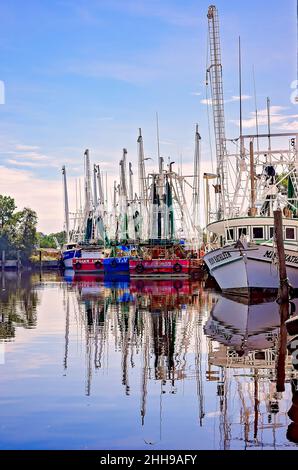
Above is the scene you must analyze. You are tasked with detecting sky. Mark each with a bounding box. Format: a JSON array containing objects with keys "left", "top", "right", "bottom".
[{"left": 0, "top": 0, "right": 297, "bottom": 232}]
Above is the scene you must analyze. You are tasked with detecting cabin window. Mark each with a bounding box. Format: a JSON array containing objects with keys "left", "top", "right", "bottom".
[
  {"left": 269, "top": 227, "right": 274, "bottom": 239},
  {"left": 226, "top": 229, "right": 235, "bottom": 242},
  {"left": 238, "top": 227, "right": 247, "bottom": 238},
  {"left": 285, "top": 227, "right": 295, "bottom": 240},
  {"left": 252, "top": 227, "right": 264, "bottom": 240}
]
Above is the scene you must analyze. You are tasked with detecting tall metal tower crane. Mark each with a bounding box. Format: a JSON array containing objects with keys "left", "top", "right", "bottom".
[{"left": 207, "top": 5, "right": 229, "bottom": 220}]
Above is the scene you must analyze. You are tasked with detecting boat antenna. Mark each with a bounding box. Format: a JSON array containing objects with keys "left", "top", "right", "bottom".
[
  {"left": 252, "top": 65, "right": 260, "bottom": 153},
  {"left": 267, "top": 97, "right": 272, "bottom": 159},
  {"left": 239, "top": 36, "right": 244, "bottom": 158},
  {"left": 156, "top": 112, "right": 161, "bottom": 163}
]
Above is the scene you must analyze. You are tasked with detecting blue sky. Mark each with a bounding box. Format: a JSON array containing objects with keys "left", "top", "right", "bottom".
[{"left": 0, "top": 0, "right": 297, "bottom": 231}]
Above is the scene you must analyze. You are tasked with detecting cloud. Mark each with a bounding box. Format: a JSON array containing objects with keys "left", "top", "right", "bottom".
[
  {"left": 201, "top": 95, "right": 251, "bottom": 106},
  {"left": 13, "top": 152, "right": 49, "bottom": 161},
  {"left": 0, "top": 166, "right": 64, "bottom": 232},
  {"left": 279, "top": 120, "right": 298, "bottom": 131},
  {"left": 200, "top": 98, "right": 212, "bottom": 105},
  {"left": 66, "top": 60, "right": 158, "bottom": 84},
  {"left": 231, "top": 105, "right": 298, "bottom": 130},
  {"left": 15, "top": 144, "right": 40, "bottom": 151},
  {"left": 190, "top": 92, "right": 202, "bottom": 96},
  {"left": 94, "top": 0, "right": 199, "bottom": 27},
  {"left": 6, "top": 159, "right": 55, "bottom": 168}
]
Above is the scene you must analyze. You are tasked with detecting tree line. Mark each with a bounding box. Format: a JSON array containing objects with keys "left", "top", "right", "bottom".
[{"left": 0, "top": 195, "right": 65, "bottom": 263}]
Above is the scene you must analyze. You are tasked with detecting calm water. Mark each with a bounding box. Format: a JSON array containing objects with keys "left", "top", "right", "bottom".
[{"left": 0, "top": 271, "right": 298, "bottom": 450}]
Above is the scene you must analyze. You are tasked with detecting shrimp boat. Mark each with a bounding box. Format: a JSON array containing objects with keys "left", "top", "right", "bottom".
[
  {"left": 129, "top": 242, "right": 191, "bottom": 278},
  {"left": 202, "top": 5, "right": 298, "bottom": 297},
  {"left": 129, "top": 146, "right": 204, "bottom": 278},
  {"left": 72, "top": 245, "right": 105, "bottom": 274},
  {"left": 61, "top": 114, "right": 204, "bottom": 277}
]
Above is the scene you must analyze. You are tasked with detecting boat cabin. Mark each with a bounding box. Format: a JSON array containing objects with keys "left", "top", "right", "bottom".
[{"left": 207, "top": 216, "right": 298, "bottom": 247}]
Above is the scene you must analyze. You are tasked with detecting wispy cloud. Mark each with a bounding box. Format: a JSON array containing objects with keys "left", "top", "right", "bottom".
[
  {"left": 6, "top": 158, "right": 59, "bottom": 168},
  {"left": 201, "top": 95, "right": 252, "bottom": 105},
  {"left": 65, "top": 60, "right": 158, "bottom": 84},
  {"left": 13, "top": 152, "right": 49, "bottom": 161},
  {"left": 15, "top": 144, "right": 40, "bottom": 151},
  {"left": 231, "top": 105, "right": 298, "bottom": 130},
  {"left": 92, "top": 0, "right": 199, "bottom": 27}
]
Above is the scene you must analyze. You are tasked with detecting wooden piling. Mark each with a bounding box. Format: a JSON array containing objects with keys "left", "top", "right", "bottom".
[
  {"left": 276, "top": 303, "right": 288, "bottom": 393},
  {"left": 274, "top": 208, "right": 289, "bottom": 304},
  {"left": 274, "top": 208, "right": 290, "bottom": 392},
  {"left": 17, "top": 250, "right": 20, "bottom": 271},
  {"left": 1, "top": 250, "right": 5, "bottom": 272}
]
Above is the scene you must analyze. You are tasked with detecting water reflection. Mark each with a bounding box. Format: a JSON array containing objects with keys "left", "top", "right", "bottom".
[
  {"left": 71, "top": 277, "right": 208, "bottom": 405},
  {"left": 0, "top": 273, "right": 39, "bottom": 340},
  {"left": 1, "top": 272, "right": 298, "bottom": 450}
]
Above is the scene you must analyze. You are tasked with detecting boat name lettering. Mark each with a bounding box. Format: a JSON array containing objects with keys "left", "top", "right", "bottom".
[
  {"left": 209, "top": 252, "right": 232, "bottom": 265},
  {"left": 264, "top": 251, "right": 298, "bottom": 265}
]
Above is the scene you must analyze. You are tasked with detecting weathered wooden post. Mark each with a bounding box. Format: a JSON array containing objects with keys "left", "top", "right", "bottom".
[
  {"left": 39, "top": 249, "right": 42, "bottom": 270},
  {"left": 17, "top": 250, "right": 21, "bottom": 271},
  {"left": 1, "top": 250, "right": 5, "bottom": 272},
  {"left": 274, "top": 207, "right": 289, "bottom": 393},
  {"left": 274, "top": 208, "right": 289, "bottom": 305},
  {"left": 276, "top": 309, "right": 288, "bottom": 393}
]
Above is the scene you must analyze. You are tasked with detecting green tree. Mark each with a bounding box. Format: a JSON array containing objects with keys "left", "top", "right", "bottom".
[
  {"left": 14, "top": 208, "right": 38, "bottom": 260},
  {"left": 37, "top": 231, "right": 66, "bottom": 249},
  {"left": 0, "top": 195, "right": 16, "bottom": 228}
]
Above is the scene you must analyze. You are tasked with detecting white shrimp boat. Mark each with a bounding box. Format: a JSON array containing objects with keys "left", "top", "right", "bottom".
[
  {"left": 204, "top": 217, "right": 298, "bottom": 296},
  {"left": 203, "top": 5, "right": 298, "bottom": 297}
]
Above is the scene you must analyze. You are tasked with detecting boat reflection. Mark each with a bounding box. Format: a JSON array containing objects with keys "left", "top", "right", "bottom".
[
  {"left": 70, "top": 276, "right": 208, "bottom": 424},
  {"left": 2, "top": 272, "right": 298, "bottom": 449},
  {"left": 204, "top": 294, "right": 298, "bottom": 449}
]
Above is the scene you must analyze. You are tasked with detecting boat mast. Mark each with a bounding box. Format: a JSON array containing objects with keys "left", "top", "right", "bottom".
[
  {"left": 137, "top": 128, "right": 148, "bottom": 241},
  {"left": 84, "top": 149, "right": 92, "bottom": 214},
  {"left": 96, "top": 165, "right": 105, "bottom": 205},
  {"left": 93, "top": 164, "right": 98, "bottom": 207},
  {"left": 62, "top": 165, "right": 70, "bottom": 243},
  {"left": 192, "top": 124, "right": 201, "bottom": 238},
  {"left": 129, "top": 162, "right": 134, "bottom": 202},
  {"left": 119, "top": 149, "right": 129, "bottom": 242}
]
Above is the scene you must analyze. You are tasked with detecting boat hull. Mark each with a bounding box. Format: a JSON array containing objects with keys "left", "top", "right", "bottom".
[
  {"left": 103, "top": 257, "right": 130, "bottom": 274},
  {"left": 204, "top": 295, "right": 284, "bottom": 351},
  {"left": 129, "top": 259, "right": 190, "bottom": 277},
  {"left": 62, "top": 249, "right": 78, "bottom": 269},
  {"left": 204, "top": 244, "right": 298, "bottom": 296},
  {"left": 72, "top": 258, "right": 104, "bottom": 274}
]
